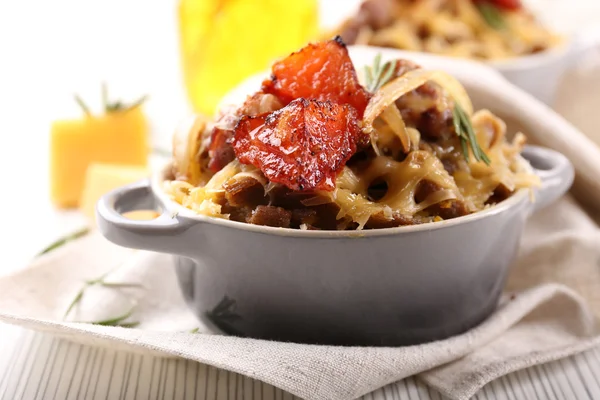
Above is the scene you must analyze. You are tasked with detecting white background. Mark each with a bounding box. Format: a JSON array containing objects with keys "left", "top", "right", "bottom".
[{"left": 0, "top": 0, "right": 598, "bottom": 270}]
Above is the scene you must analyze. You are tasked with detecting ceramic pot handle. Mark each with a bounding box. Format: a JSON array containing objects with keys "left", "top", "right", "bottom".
[
  {"left": 96, "top": 179, "right": 194, "bottom": 255},
  {"left": 521, "top": 145, "right": 574, "bottom": 213}
]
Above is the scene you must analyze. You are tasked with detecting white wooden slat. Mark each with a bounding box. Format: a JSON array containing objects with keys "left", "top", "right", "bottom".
[
  {"left": 531, "top": 364, "right": 559, "bottom": 400},
  {"left": 2, "top": 324, "right": 600, "bottom": 400}
]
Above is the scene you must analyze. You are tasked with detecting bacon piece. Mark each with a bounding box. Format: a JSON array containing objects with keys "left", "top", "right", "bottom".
[
  {"left": 233, "top": 98, "right": 365, "bottom": 192},
  {"left": 262, "top": 37, "right": 371, "bottom": 117}
]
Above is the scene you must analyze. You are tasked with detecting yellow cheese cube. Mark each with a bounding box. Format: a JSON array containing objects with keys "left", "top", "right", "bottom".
[
  {"left": 50, "top": 107, "right": 149, "bottom": 208},
  {"left": 80, "top": 163, "right": 159, "bottom": 223}
]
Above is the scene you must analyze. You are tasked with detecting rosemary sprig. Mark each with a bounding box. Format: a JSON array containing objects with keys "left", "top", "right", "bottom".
[
  {"left": 37, "top": 227, "right": 90, "bottom": 256},
  {"left": 102, "top": 83, "right": 148, "bottom": 113},
  {"left": 74, "top": 95, "right": 92, "bottom": 116},
  {"left": 364, "top": 53, "right": 399, "bottom": 93},
  {"left": 74, "top": 83, "right": 148, "bottom": 116},
  {"left": 63, "top": 288, "right": 85, "bottom": 319},
  {"left": 477, "top": 2, "right": 506, "bottom": 30},
  {"left": 80, "top": 305, "right": 139, "bottom": 328},
  {"left": 453, "top": 102, "right": 491, "bottom": 165},
  {"left": 64, "top": 267, "right": 144, "bottom": 328}
]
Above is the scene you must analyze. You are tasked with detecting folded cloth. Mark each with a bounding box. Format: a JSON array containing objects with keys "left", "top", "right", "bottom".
[{"left": 0, "top": 193, "right": 598, "bottom": 400}]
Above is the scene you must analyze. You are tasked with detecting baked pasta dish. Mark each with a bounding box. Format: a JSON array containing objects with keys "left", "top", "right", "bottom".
[
  {"left": 164, "top": 37, "right": 539, "bottom": 230},
  {"left": 332, "top": 0, "right": 561, "bottom": 60}
]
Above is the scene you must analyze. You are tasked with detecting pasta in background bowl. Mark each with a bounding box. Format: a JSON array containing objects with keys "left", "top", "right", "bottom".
[
  {"left": 329, "top": 0, "right": 599, "bottom": 104},
  {"left": 334, "top": 0, "right": 561, "bottom": 60}
]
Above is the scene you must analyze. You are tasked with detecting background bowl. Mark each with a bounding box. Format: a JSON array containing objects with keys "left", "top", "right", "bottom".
[{"left": 488, "top": 29, "right": 600, "bottom": 105}]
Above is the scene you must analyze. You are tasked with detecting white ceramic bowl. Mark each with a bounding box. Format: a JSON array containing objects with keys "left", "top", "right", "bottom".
[{"left": 487, "top": 29, "right": 600, "bottom": 105}]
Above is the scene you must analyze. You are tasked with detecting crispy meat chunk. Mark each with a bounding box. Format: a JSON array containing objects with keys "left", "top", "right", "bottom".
[
  {"left": 262, "top": 37, "right": 371, "bottom": 117},
  {"left": 390, "top": 60, "right": 456, "bottom": 142},
  {"left": 248, "top": 205, "right": 292, "bottom": 228},
  {"left": 223, "top": 176, "right": 268, "bottom": 208},
  {"left": 415, "top": 180, "right": 469, "bottom": 220},
  {"left": 208, "top": 93, "right": 284, "bottom": 172},
  {"left": 364, "top": 211, "right": 415, "bottom": 229},
  {"left": 290, "top": 208, "right": 318, "bottom": 228},
  {"left": 485, "top": 184, "right": 513, "bottom": 205},
  {"left": 233, "top": 98, "right": 366, "bottom": 192},
  {"left": 429, "top": 200, "right": 470, "bottom": 220}
]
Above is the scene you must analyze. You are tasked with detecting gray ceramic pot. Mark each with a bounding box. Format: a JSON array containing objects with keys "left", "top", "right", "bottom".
[{"left": 97, "top": 145, "right": 573, "bottom": 346}]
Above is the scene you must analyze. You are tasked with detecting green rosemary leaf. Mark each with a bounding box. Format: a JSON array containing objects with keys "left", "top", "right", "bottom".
[
  {"left": 377, "top": 60, "right": 398, "bottom": 91},
  {"left": 85, "top": 305, "right": 136, "bottom": 327},
  {"left": 124, "top": 95, "right": 149, "bottom": 112},
  {"left": 363, "top": 65, "right": 374, "bottom": 90},
  {"left": 84, "top": 268, "right": 117, "bottom": 286},
  {"left": 453, "top": 102, "right": 491, "bottom": 165},
  {"left": 364, "top": 53, "right": 399, "bottom": 92},
  {"left": 372, "top": 53, "right": 382, "bottom": 75},
  {"left": 100, "top": 82, "right": 148, "bottom": 113},
  {"left": 97, "top": 282, "right": 146, "bottom": 290},
  {"left": 106, "top": 100, "right": 124, "bottom": 112},
  {"left": 74, "top": 94, "right": 92, "bottom": 116},
  {"left": 477, "top": 2, "right": 506, "bottom": 30},
  {"left": 64, "top": 257, "right": 144, "bottom": 325},
  {"left": 37, "top": 227, "right": 90, "bottom": 256},
  {"left": 460, "top": 137, "right": 470, "bottom": 164},
  {"left": 452, "top": 107, "right": 463, "bottom": 139},
  {"left": 117, "top": 321, "right": 140, "bottom": 328},
  {"left": 189, "top": 327, "right": 200, "bottom": 333},
  {"left": 63, "top": 287, "right": 86, "bottom": 319},
  {"left": 460, "top": 111, "right": 483, "bottom": 160}
]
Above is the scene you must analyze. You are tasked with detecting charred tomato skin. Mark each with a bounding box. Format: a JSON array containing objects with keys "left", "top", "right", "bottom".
[
  {"left": 233, "top": 98, "right": 366, "bottom": 192},
  {"left": 262, "top": 36, "right": 371, "bottom": 117}
]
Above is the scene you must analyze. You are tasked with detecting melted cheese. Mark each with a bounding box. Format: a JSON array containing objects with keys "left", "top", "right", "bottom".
[
  {"left": 454, "top": 111, "right": 540, "bottom": 210},
  {"left": 332, "top": 151, "right": 463, "bottom": 228}
]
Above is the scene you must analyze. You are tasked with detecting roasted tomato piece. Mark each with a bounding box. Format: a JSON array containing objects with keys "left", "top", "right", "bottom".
[
  {"left": 474, "top": 0, "right": 521, "bottom": 10},
  {"left": 233, "top": 98, "right": 365, "bottom": 191},
  {"left": 208, "top": 92, "right": 285, "bottom": 172},
  {"left": 262, "top": 36, "right": 371, "bottom": 117}
]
